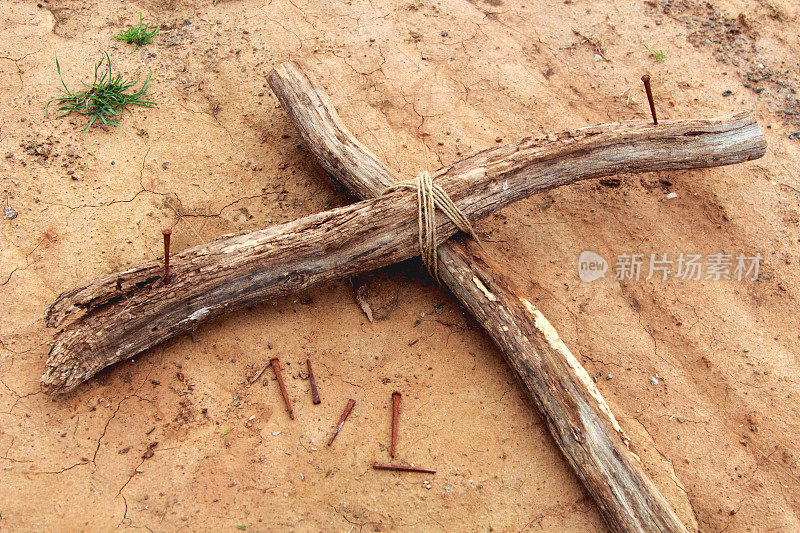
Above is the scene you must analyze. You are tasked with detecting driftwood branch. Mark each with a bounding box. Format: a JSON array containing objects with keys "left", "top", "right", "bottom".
[
  {"left": 42, "top": 106, "right": 764, "bottom": 398},
  {"left": 269, "top": 62, "right": 711, "bottom": 532}
]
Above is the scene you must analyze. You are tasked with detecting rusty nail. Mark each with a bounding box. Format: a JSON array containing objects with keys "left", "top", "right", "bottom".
[
  {"left": 307, "top": 358, "right": 321, "bottom": 405},
  {"left": 162, "top": 229, "right": 172, "bottom": 284},
  {"left": 372, "top": 462, "right": 436, "bottom": 474},
  {"left": 270, "top": 357, "right": 294, "bottom": 420},
  {"left": 641, "top": 74, "right": 657, "bottom": 125},
  {"left": 327, "top": 398, "right": 356, "bottom": 446},
  {"left": 391, "top": 391, "right": 401, "bottom": 458}
]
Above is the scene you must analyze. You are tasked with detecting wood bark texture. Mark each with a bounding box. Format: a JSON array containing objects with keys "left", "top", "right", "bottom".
[
  {"left": 269, "top": 61, "right": 703, "bottom": 532},
  {"left": 43, "top": 97, "right": 765, "bottom": 403}
]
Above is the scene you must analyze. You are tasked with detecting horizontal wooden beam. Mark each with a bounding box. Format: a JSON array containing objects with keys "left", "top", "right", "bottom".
[{"left": 42, "top": 112, "right": 765, "bottom": 397}]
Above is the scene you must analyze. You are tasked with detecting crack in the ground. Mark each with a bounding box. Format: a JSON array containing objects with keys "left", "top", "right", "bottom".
[
  {"left": 0, "top": 49, "right": 42, "bottom": 92},
  {"left": 92, "top": 372, "right": 152, "bottom": 467},
  {"left": 0, "top": 377, "right": 43, "bottom": 415}
]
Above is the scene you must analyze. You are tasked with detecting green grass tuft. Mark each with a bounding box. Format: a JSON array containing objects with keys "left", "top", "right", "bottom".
[
  {"left": 115, "top": 15, "right": 158, "bottom": 48},
  {"left": 644, "top": 44, "right": 667, "bottom": 63},
  {"left": 46, "top": 53, "right": 157, "bottom": 133}
]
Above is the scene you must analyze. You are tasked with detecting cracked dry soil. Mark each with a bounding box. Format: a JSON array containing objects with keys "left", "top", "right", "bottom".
[{"left": 2, "top": 0, "right": 800, "bottom": 530}]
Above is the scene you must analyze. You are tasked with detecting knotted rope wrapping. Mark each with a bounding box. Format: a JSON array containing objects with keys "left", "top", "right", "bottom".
[{"left": 383, "top": 170, "right": 479, "bottom": 280}]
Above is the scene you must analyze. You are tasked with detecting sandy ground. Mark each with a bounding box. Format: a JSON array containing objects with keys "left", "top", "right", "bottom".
[{"left": 2, "top": 0, "right": 800, "bottom": 530}]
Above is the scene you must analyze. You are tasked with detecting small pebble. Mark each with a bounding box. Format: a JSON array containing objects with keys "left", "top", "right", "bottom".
[
  {"left": 666, "top": 192, "right": 678, "bottom": 199},
  {"left": 649, "top": 376, "right": 659, "bottom": 386},
  {"left": 4, "top": 206, "right": 18, "bottom": 219}
]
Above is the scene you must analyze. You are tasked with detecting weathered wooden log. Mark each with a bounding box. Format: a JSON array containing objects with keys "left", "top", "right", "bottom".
[
  {"left": 42, "top": 110, "right": 765, "bottom": 396},
  {"left": 269, "top": 61, "right": 697, "bottom": 532}
]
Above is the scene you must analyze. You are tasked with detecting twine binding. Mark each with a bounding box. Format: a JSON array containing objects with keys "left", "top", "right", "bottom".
[{"left": 383, "top": 171, "right": 479, "bottom": 280}]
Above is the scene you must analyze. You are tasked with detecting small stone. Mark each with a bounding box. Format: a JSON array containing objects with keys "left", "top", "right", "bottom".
[
  {"left": 666, "top": 192, "right": 678, "bottom": 199},
  {"left": 594, "top": 54, "right": 603, "bottom": 62},
  {"left": 4, "top": 206, "right": 17, "bottom": 219},
  {"left": 441, "top": 31, "right": 448, "bottom": 37},
  {"left": 606, "top": 373, "right": 613, "bottom": 380},
  {"left": 722, "top": 90, "right": 733, "bottom": 97},
  {"left": 495, "top": 137, "right": 503, "bottom": 143},
  {"left": 649, "top": 376, "right": 659, "bottom": 386},
  {"left": 162, "top": 162, "right": 169, "bottom": 170}
]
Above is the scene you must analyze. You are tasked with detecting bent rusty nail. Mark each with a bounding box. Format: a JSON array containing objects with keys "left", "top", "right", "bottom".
[
  {"left": 391, "top": 391, "right": 401, "bottom": 458},
  {"left": 327, "top": 398, "right": 355, "bottom": 446},
  {"left": 307, "top": 358, "right": 321, "bottom": 404},
  {"left": 372, "top": 462, "right": 436, "bottom": 474},
  {"left": 162, "top": 229, "right": 172, "bottom": 284},
  {"left": 270, "top": 357, "right": 294, "bottom": 420},
  {"left": 641, "top": 74, "right": 658, "bottom": 125}
]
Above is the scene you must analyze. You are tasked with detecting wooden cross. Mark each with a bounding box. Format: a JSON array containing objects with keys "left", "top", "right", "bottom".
[{"left": 42, "top": 61, "right": 766, "bottom": 532}]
